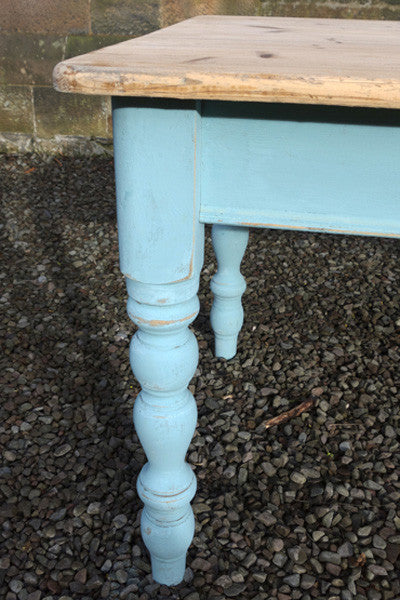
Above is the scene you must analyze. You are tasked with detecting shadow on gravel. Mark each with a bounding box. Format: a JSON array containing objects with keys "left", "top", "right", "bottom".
[{"left": 1, "top": 154, "right": 147, "bottom": 595}]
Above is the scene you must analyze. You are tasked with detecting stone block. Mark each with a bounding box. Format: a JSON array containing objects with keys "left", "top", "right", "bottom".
[
  {"left": 0, "top": 0, "right": 90, "bottom": 34},
  {"left": 65, "top": 34, "right": 130, "bottom": 60},
  {"left": 161, "top": 0, "right": 259, "bottom": 26},
  {"left": 34, "top": 87, "right": 109, "bottom": 138},
  {"left": 259, "top": 0, "right": 400, "bottom": 20},
  {"left": 0, "top": 34, "right": 65, "bottom": 86},
  {"left": 34, "top": 135, "right": 113, "bottom": 156},
  {"left": 0, "top": 85, "right": 34, "bottom": 133},
  {"left": 91, "top": 0, "right": 161, "bottom": 36},
  {"left": 0, "top": 133, "right": 33, "bottom": 153}
]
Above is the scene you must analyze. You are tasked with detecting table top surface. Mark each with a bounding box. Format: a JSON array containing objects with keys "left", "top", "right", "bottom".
[{"left": 53, "top": 16, "right": 400, "bottom": 109}]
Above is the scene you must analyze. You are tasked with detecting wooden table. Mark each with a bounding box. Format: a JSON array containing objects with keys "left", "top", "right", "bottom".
[{"left": 54, "top": 16, "right": 400, "bottom": 586}]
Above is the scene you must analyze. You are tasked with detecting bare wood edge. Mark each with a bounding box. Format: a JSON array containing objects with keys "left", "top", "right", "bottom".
[{"left": 53, "top": 62, "right": 400, "bottom": 109}]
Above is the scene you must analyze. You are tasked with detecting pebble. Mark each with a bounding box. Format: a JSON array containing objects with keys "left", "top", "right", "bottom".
[
  {"left": 368, "top": 564, "right": 388, "bottom": 576},
  {"left": 301, "top": 574, "right": 316, "bottom": 589},
  {"left": 0, "top": 557, "right": 10, "bottom": 569},
  {"left": 312, "top": 531, "right": 325, "bottom": 542},
  {"left": 322, "top": 511, "right": 334, "bottom": 528},
  {"left": 337, "top": 542, "right": 353, "bottom": 558},
  {"left": 225, "top": 584, "right": 247, "bottom": 597},
  {"left": 261, "top": 462, "right": 277, "bottom": 477},
  {"left": 288, "top": 547, "right": 307, "bottom": 564},
  {"left": 273, "top": 553, "right": 287, "bottom": 567},
  {"left": 358, "top": 525, "right": 372, "bottom": 536},
  {"left": 4, "top": 451, "right": 16, "bottom": 462},
  {"left": 283, "top": 574, "right": 300, "bottom": 587},
  {"left": 318, "top": 400, "right": 330, "bottom": 412},
  {"left": 290, "top": 471, "right": 306, "bottom": 485},
  {"left": 319, "top": 552, "right": 341, "bottom": 565},
  {"left": 373, "top": 535, "right": 386, "bottom": 549},
  {"left": 120, "top": 584, "right": 138, "bottom": 599},
  {"left": 364, "top": 480, "right": 382, "bottom": 491},
  {"left": 112, "top": 514, "right": 128, "bottom": 529},
  {"left": 50, "top": 507, "right": 67, "bottom": 522},
  {"left": 257, "top": 511, "right": 277, "bottom": 526},
  {"left": 115, "top": 570, "right": 128, "bottom": 584},
  {"left": 101, "top": 559, "right": 112, "bottom": 573},
  {"left": 191, "top": 558, "right": 212, "bottom": 572},
  {"left": 53, "top": 444, "right": 71, "bottom": 457},
  {"left": 384, "top": 425, "right": 396, "bottom": 438},
  {"left": 43, "top": 526, "right": 56, "bottom": 539},
  {"left": 269, "top": 538, "right": 284, "bottom": 552},
  {"left": 87, "top": 502, "right": 101, "bottom": 515},
  {"left": 215, "top": 575, "right": 232, "bottom": 588},
  {"left": 339, "top": 441, "right": 351, "bottom": 451},
  {"left": 9, "top": 581, "right": 23, "bottom": 594}
]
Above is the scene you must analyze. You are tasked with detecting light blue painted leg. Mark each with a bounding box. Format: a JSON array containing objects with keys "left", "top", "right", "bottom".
[
  {"left": 112, "top": 97, "right": 204, "bottom": 585},
  {"left": 210, "top": 225, "right": 249, "bottom": 359},
  {"left": 128, "top": 278, "right": 199, "bottom": 584}
]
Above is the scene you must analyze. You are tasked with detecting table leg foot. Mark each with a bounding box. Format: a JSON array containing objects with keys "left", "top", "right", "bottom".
[
  {"left": 210, "top": 225, "right": 249, "bottom": 359},
  {"left": 151, "top": 554, "right": 187, "bottom": 587},
  {"left": 126, "top": 278, "right": 199, "bottom": 585}
]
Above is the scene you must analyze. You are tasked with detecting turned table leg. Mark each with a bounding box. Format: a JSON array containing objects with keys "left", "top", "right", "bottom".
[
  {"left": 112, "top": 97, "right": 204, "bottom": 585},
  {"left": 210, "top": 225, "right": 249, "bottom": 359},
  {"left": 128, "top": 278, "right": 199, "bottom": 584}
]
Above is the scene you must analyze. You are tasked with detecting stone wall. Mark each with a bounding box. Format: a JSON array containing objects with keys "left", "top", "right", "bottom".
[{"left": 0, "top": 0, "right": 398, "bottom": 153}]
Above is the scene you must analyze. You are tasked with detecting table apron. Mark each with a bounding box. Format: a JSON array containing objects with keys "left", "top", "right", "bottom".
[{"left": 199, "top": 101, "right": 400, "bottom": 238}]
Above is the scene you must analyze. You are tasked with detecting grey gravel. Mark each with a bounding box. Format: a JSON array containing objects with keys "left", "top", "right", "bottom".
[
  {"left": 337, "top": 541, "right": 354, "bottom": 558},
  {"left": 300, "top": 574, "right": 316, "bottom": 589},
  {"left": 290, "top": 471, "right": 306, "bottom": 485},
  {"left": 1, "top": 154, "right": 400, "bottom": 600},
  {"left": 283, "top": 573, "right": 300, "bottom": 587},
  {"left": 272, "top": 553, "right": 287, "bottom": 567}
]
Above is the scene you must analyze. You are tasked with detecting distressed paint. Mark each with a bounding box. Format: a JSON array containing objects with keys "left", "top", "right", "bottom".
[
  {"left": 113, "top": 98, "right": 204, "bottom": 585},
  {"left": 112, "top": 97, "right": 203, "bottom": 285},
  {"left": 237, "top": 222, "right": 400, "bottom": 237},
  {"left": 210, "top": 225, "right": 249, "bottom": 359},
  {"left": 200, "top": 102, "right": 400, "bottom": 237},
  {"left": 132, "top": 312, "right": 198, "bottom": 327},
  {"left": 128, "top": 278, "right": 200, "bottom": 585}
]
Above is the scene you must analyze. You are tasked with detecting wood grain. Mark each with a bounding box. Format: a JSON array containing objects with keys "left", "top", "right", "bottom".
[{"left": 53, "top": 16, "right": 400, "bottom": 108}]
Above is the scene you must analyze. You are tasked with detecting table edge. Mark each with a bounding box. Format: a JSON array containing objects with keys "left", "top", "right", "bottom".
[{"left": 53, "top": 62, "right": 400, "bottom": 109}]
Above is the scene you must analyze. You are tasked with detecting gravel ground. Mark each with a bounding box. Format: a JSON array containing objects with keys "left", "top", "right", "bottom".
[{"left": 1, "top": 153, "right": 400, "bottom": 600}]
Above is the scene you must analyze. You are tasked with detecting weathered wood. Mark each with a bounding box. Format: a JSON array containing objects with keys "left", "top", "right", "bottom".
[
  {"left": 264, "top": 399, "right": 315, "bottom": 430},
  {"left": 53, "top": 16, "right": 400, "bottom": 108}
]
